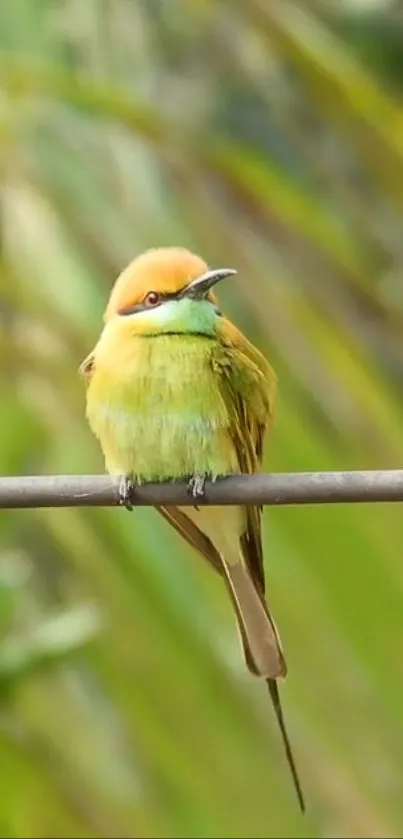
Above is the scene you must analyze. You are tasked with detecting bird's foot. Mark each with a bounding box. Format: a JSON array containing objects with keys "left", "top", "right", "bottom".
[
  {"left": 119, "top": 474, "right": 136, "bottom": 512},
  {"left": 187, "top": 475, "right": 207, "bottom": 511}
]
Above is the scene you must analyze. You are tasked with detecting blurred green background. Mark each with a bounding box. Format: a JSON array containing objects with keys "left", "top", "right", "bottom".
[{"left": 1, "top": 0, "right": 403, "bottom": 836}]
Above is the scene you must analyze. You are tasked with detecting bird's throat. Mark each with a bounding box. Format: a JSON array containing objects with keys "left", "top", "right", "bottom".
[{"left": 124, "top": 297, "right": 218, "bottom": 337}]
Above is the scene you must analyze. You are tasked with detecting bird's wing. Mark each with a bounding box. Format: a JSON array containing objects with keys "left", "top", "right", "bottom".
[
  {"left": 157, "top": 506, "right": 222, "bottom": 574},
  {"left": 157, "top": 505, "right": 270, "bottom": 675},
  {"left": 213, "top": 317, "right": 277, "bottom": 595},
  {"left": 159, "top": 318, "right": 279, "bottom": 674}
]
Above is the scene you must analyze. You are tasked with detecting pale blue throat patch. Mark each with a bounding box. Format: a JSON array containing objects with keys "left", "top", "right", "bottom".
[{"left": 122, "top": 297, "right": 219, "bottom": 335}]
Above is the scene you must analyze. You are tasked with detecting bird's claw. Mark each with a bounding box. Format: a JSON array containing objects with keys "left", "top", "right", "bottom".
[
  {"left": 187, "top": 475, "right": 206, "bottom": 511},
  {"left": 119, "top": 475, "right": 135, "bottom": 511}
]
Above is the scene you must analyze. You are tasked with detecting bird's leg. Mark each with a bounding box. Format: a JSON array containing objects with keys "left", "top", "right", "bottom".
[
  {"left": 119, "top": 474, "right": 136, "bottom": 512},
  {"left": 187, "top": 474, "right": 207, "bottom": 511}
]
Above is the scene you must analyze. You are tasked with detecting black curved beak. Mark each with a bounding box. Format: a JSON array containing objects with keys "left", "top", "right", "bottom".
[{"left": 181, "top": 268, "right": 237, "bottom": 299}]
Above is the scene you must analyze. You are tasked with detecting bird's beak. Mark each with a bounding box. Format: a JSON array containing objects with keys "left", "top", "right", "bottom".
[{"left": 181, "top": 268, "right": 237, "bottom": 299}]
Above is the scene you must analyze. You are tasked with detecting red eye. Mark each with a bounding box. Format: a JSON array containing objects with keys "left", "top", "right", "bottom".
[{"left": 145, "top": 291, "right": 160, "bottom": 307}]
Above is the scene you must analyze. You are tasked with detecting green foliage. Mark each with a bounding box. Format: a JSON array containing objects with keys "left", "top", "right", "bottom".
[{"left": 1, "top": 1, "right": 403, "bottom": 836}]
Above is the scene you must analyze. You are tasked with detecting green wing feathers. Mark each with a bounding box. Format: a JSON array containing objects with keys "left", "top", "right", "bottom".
[
  {"left": 213, "top": 318, "right": 278, "bottom": 595},
  {"left": 211, "top": 319, "right": 286, "bottom": 677}
]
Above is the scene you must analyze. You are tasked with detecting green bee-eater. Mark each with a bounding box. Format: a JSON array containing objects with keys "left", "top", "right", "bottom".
[{"left": 80, "top": 247, "right": 304, "bottom": 810}]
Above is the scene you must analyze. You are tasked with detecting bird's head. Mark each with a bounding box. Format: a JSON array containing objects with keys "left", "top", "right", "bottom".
[{"left": 103, "top": 247, "right": 236, "bottom": 337}]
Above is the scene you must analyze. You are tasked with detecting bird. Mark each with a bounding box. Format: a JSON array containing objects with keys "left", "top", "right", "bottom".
[{"left": 80, "top": 246, "right": 304, "bottom": 811}]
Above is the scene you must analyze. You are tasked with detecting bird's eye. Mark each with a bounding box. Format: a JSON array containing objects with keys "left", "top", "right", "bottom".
[{"left": 145, "top": 291, "right": 161, "bottom": 307}]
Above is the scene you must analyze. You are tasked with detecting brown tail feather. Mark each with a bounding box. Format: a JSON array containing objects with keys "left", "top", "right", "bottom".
[
  {"left": 220, "top": 561, "right": 305, "bottom": 813},
  {"left": 220, "top": 556, "right": 286, "bottom": 679}
]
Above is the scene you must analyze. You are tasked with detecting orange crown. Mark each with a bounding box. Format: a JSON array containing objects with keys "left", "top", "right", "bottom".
[{"left": 104, "top": 247, "right": 215, "bottom": 321}]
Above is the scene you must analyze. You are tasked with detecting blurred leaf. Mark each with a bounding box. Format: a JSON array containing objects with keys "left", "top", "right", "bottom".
[{"left": 0, "top": 604, "right": 101, "bottom": 685}]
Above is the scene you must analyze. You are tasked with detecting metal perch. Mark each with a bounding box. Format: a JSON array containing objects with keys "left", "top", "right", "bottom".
[{"left": 0, "top": 470, "right": 403, "bottom": 508}]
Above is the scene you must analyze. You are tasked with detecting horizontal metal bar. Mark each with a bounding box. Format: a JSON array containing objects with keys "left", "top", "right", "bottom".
[{"left": 0, "top": 470, "right": 403, "bottom": 509}]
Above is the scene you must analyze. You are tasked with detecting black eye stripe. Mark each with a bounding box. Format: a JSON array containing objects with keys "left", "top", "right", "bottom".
[
  {"left": 118, "top": 291, "right": 178, "bottom": 316},
  {"left": 118, "top": 290, "right": 219, "bottom": 317}
]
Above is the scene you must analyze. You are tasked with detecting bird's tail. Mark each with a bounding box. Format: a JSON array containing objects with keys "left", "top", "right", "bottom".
[
  {"left": 221, "top": 555, "right": 286, "bottom": 679},
  {"left": 221, "top": 556, "right": 305, "bottom": 813},
  {"left": 266, "top": 678, "right": 305, "bottom": 812}
]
